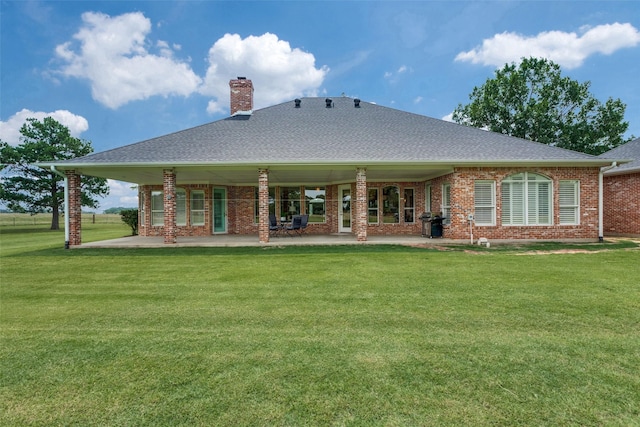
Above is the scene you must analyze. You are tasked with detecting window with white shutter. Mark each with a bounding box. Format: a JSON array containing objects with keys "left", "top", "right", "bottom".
[
  {"left": 559, "top": 180, "right": 579, "bottom": 225},
  {"left": 501, "top": 173, "right": 552, "bottom": 225},
  {"left": 442, "top": 183, "right": 451, "bottom": 224},
  {"left": 474, "top": 181, "right": 495, "bottom": 225}
]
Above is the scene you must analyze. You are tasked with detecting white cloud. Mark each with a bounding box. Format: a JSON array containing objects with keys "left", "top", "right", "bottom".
[
  {"left": 0, "top": 109, "right": 89, "bottom": 145},
  {"left": 455, "top": 22, "right": 640, "bottom": 69},
  {"left": 441, "top": 112, "right": 455, "bottom": 122},
  {"left": 53, "top": 13, "right": 328, "bottom": 114},
  {"left": 384, "top": 65, "right": 413, "bottom": 82},
  {"left": 200, "top": 33, "right": 329, "bottom": 113},
  {"left": 54, "top": 11, "right": 202, "bottom": 109},
  {"left": 97, "top": 179, "right": 138, "bottom": 212}
]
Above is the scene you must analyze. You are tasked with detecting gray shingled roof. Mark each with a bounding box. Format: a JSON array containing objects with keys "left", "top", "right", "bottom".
[
  {"left": 599, "top": 137, "right": 640, "bottom": 175},
  {"left": 44, "top": 97, "right": 619, "bottom": 185},
  {"left": 60, "top": 97, "right": 602, "bottom": 164}
]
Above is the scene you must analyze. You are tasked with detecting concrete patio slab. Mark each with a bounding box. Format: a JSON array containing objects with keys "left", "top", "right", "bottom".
[{"left": 77, "top": 234, "right": 461, "bottom": 248}]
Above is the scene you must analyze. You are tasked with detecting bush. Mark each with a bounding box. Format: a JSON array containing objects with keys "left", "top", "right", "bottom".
[{"left": 120, "top": 209, "right": 138, "bottom": 235}]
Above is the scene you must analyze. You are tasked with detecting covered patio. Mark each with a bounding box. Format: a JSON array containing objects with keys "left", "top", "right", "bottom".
[
  {"left": 74, "top": 233, "right": 600, "bottom": 249},
  {"left": 77, "top": 234, "right": 458, "bottom": 248}
]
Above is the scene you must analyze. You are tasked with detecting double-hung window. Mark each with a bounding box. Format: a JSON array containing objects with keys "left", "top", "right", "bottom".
[
  {"left": 368, "top": 188, "right": 379, "bottom": 224},
  {"left": 151, "top": 191, "right": 164, "bottom": 226},
  {"left": 442, "top": 183, "right": 451, "bottom": 224},
  {"left": 474, "top": 181, "right": 495, "bottom": 225},
  {"left": 382, "top": 186, "right": 399, "bottom": 223},
  {"left": 425, "top": 184, "right": 432, "bottom": 214},
  {"left": 176, "top": 188, "right": 187, "bottom": 226},
  {"left": 559, "top": 180, "right": 580, "bottom": 225},
  {"left": 190, "top": 190, "right": 205, "bottom": 226},
  {"left": 404, "top": 188, "right": 415, "bottom": 223},
  {"left": 305, "top": 187, "right": 326, "bottom": 223},
  {"left": 501, "top": 173, "right": 552, "bottom": 225},
  {"left": 139, "top": 191, "right": 145, "bottom": 226},
  {"left": 281, "top": 187, "right": 301, "bottom": 219}
]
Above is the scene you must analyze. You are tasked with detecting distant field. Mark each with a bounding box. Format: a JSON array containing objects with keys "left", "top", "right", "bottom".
[{"left": 0, "top": 213, "right": 122, "bottom": 227}]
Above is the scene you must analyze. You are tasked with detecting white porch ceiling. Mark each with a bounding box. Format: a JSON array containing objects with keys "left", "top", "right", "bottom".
[{"left": 68, "top": 164, "right": 455, "bottom": 187}]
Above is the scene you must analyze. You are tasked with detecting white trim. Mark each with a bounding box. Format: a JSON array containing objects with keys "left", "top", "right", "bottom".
[
  {"left": 151, "top": 190, "right": 164, "bottom": 226},
  {"left": 338, "top": 184, "right": 352, "bottom": 233},
  {"left": 212, "top": 187, "right": 227, "bottom": 234},
  {"left": 424, "top": 184, "right": 431, "bottom": 214},
  {"left": 441, "top": 183, "right": 451, "bottom": 224},
  {"left": 403, "top": 187, "right": 415, "bottom": 223},
  {"left": 474, "top": 180, "right": 496, "bottom": 226},
  {"left": 175, "top": 188, "right": 187, "bottom": 226},
  {"left": 599, "top": 162, "right": 617, "bottom": 239},
  {"left": 501, "top": 172, "right": 552, "bottom": 226},
  {"left": 559, "top": 180, "right": 580, "bottom": 225}
]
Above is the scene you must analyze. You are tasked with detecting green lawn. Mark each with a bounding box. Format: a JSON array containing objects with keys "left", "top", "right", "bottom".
[{"left": 1, "top": 225, "right": 639, "bottom": 426}]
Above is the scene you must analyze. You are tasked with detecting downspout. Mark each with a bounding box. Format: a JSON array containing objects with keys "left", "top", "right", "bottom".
[
  {"left": 50, "top": 166, "right": 70, "bottom": 249},
  {"left": 599, "top": 162, "right": 617, "bottom": 242}
]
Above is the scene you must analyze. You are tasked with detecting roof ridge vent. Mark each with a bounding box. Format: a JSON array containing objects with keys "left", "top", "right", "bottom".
[
  {"left": 325, "top": 98, "right": 333, "bottom": 108},
  {"left": 354, "top": 98, "right": 361, "bottom": 108},
  {"left": 294, "top": 99, "right": 301, "bottom": 108}
]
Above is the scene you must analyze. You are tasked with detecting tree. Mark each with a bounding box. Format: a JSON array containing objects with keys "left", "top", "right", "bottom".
[
  {"left": 120, "top": 209, "right": 139, "bottom": 236},
  {"left": 452, "top": 57, "right": 629, "bottom": 155},
  {"left": 104, "top": 207, "right": 128, "bottom": 214},
  {"left": 0, "top": 117, "right": 109, "bottom": 230}
]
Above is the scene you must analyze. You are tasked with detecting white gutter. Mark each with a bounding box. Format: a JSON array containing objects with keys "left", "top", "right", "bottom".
[
  {"left": 50, "top": 166, "right": 70, "bottom": 249},
  {"left": 599, "top": 162, "right": 617, "bottom": 242}
]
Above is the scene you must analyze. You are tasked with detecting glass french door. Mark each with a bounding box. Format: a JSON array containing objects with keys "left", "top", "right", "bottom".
[
  {"left": 338, "top": 185, "right": 351, "bottom": 233},
  {"left": 212, "top": 188, "right": 227, "bottom": 233}
]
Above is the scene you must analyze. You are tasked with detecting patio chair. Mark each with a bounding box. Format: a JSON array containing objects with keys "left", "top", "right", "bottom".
[
  {"left": 269, "top": 214, "right": 282, "bottom": 236},
  {"left": 284, "top": 215, "right": 302, "bottom": 236},
  {"left": 299, "top": 214, "right": 309, "bottom": 235}
]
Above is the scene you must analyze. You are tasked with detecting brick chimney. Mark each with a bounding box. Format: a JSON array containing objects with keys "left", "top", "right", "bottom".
[{"left": 229, "top": 77, "right": 254, "bottom": 115}]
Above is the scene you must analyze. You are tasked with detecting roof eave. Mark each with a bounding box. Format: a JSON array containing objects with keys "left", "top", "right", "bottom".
[
  {"left": 604, "top": 165, "right": 640, "bottom": 176},
  {"left": 37, "top": 158, "right": 620, "bottom": 170}
]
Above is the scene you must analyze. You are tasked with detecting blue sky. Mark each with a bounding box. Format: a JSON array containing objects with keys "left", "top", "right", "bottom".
[{"left": 2, "top": 1, "right": 639, "bottom": 211}]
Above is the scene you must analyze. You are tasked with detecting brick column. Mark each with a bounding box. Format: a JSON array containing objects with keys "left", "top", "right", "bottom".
[
  {"left": 163, "top": 169, "right": 177, "bottom": 244},
  {"left": 356, "top": 167, "right": 368, "bottom": 242},
  {"left": 258, "top": 169, "right": 270, "bottom": 243},
  {"left": 138, "top": 186, "right": 151, "bottom": 236},
  {"left": 66, "top": 170, "right": 82, "bottom": 246}
]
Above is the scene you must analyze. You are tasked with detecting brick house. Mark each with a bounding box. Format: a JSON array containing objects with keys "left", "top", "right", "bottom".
[
  {"left": 43, "top": 78, "right": 624, "bottom": 246},
  {"left": 600, "top": 138, "right": 640, "bottom": 236}
]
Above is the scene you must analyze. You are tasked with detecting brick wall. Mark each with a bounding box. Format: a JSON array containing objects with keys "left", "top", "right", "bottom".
[
  {"left": 365, "top": 181, "right": 425, "bottom": 236},
  {"left": 138, "top": 184, "right": 213, "bottom": 237},
  {"left": 430, "top": 167, "right": 600, "bottom": 240},
  {"left": 136, "top": 166, "right": 600, "bottom": 241},
  {"left": 603, "top": 172, "right": 640, "bottom": 236}
]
